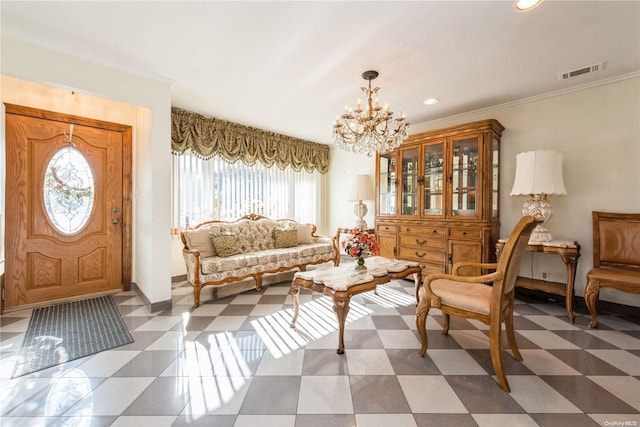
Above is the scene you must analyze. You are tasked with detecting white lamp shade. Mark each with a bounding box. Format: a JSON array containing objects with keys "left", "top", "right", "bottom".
[
  {"left": 510, "top": 150, "right": 567, "bottom": 196},
  {"left": 348, "top": 174, "right": 374, "bottom": 201}
]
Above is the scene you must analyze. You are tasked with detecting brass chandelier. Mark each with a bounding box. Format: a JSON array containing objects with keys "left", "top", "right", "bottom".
[{"left": 333, "top": 70, "right": 410, "bottom": 157}]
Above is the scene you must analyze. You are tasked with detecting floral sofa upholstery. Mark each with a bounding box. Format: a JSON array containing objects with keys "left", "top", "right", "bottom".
[{"left": 180, "top": 214, "right": 340, "bottom": 307}]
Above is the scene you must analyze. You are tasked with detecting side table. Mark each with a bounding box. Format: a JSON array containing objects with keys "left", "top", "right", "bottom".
[{"left": 496, "top": 239, "right": 580, "bottom": 322}]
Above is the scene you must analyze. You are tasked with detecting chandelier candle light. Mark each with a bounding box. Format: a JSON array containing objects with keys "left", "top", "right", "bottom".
[
  {"left": 333, "top": 70, "right": 410, "bottom": 157},
  {"left": 510, "top": 150, "right": 567, "bottom": 243}
]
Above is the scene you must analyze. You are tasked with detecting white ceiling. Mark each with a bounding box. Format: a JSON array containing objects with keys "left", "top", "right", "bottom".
[{"left": 2, "top": 1, "right": 639, "bottom": 145}]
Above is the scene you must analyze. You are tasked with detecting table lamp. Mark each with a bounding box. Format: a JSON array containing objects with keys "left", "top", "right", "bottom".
[
  {"left": 510, "top": 150, "right": 567, "bottom": 242},
  {"left": 348, "top": 174, "right": 374, "bottom": 231}
]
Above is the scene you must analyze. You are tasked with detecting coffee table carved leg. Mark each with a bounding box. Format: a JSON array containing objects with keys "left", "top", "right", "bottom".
[
  {"left": 416, "top": 291, "right": 431, "bottom": 356},
  {"left": 413, "top": 270, "right": 423, "bottom": 305},
  {"left": 290, "top": 284, "right": 300, "bottom": 328},
  {"left": 584, "top": 279, "right": 600, "bottom": 328},
  {"left": 333, "top": 294, "right": 350, "bottom": 355}
]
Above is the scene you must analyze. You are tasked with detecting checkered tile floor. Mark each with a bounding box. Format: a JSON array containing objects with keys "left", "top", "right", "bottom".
[{"left": 1, "top": 271, "right": 639, "bottom": 427}]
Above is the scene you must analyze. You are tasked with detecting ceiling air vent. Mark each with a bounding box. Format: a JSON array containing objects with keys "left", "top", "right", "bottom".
[{"left": 558, "top": 62, "right": 605, "bottom": 81}]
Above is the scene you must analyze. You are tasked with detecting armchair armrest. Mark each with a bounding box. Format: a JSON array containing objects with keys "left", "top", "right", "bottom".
[{"left": 452, "top": 262, "right": 497, "bottom": 276}]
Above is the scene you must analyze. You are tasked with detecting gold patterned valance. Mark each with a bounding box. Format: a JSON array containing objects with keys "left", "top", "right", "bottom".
[{"left": 171, "top": 107, "right": 329, "bottom": 174}]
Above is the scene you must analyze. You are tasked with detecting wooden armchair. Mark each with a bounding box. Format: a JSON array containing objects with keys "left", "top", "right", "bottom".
[
  {"left": 585, "top": 211, "right": 640, "bottom": 328},
  {"left": 416, "top": 215, "right": 542, "bottom": 392}
]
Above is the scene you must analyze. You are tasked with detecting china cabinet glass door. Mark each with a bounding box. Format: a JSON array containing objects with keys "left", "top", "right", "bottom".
[
  {"left": 492, "top": 137, "right": 499, "bottom": 217},
  {"left": 378, "top": 152, "right": 396, "bottom": 216},
  {"left": 451, "top": 137, "right": 479, "bottom": 217},
  {"left": 422, "top": 143, "right": 444, "bottom": 216},
  {"left": 400, "top": 148, "right": 418, "bottom": 216}
]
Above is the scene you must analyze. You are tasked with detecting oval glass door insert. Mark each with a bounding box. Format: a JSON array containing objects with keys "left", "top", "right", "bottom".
[{"left": 44, "top": 147, "right": 95, "bottom": 234}]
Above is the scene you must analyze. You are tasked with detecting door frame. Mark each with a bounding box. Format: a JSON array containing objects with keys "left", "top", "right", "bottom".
[{"left": 3, "top": 103, "right": 133, "bottom": 311}]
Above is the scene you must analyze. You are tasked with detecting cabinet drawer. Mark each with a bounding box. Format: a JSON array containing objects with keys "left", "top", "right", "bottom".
[
  {"left": 376, "top": 224, "right": 398, "bottom": 234},
  {"left": 399, "top": 226, "right": 444, "bottom": 236},
  {"left": 398, "top": 234, "right": 445, "bottom": 250},
  {"left": 448, "top": 228, "right": 481, "bottom": 240},
  {"left": 398, "top": 247, "right": 445, "bottom": 264}
]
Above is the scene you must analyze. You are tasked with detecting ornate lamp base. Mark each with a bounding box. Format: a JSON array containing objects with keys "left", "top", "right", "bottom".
[
  {"left": 354, "top": 200, "right": 368, "bottom": 231},
  {"left": 530, "top": 224, "right": 553, "bottom": 242},
  {"left": 522, "top": 194, "right": 553, "bottom": 243}
]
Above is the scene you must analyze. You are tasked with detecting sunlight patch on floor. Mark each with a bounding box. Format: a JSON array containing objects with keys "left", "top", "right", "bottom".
[{"left": 252, "top": 286, "right": 415, "bottom": 359}]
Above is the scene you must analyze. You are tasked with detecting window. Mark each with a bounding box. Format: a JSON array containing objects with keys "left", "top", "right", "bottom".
[
  {"left": 44, "top": 147, "right": 95, "bottom": 234},
  {"left": 172, "top": 152, "right": 321, "bottom": 229}
]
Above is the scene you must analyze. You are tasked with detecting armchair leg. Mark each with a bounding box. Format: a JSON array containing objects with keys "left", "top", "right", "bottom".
[
  {"left": 505, "top": 309, "right": 522, "bottom": 361},
  {"left": 489, "top": 323, "right": 510, "bottom": 393},
  {"left": 416, "top": 293, "right": 431, "bottom": 357}
]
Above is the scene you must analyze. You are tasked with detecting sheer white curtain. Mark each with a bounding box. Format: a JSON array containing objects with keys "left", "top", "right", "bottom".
[{"left": 172, "top": 152, "right": 321, "bottom": 229}]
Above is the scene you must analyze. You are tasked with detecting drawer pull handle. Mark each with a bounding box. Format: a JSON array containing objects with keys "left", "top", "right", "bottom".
[
  {"left": 415, "top": 251, "right": 426, "bottom": 258},
  {"left": 416, "top": 239, "right": 426, "bottom": 245},
  {"left": 462, "top": 231, "right": 467, "bottom": 236},
  {"left": 432, "top": 230, "right": 437, "bottom": 234}
]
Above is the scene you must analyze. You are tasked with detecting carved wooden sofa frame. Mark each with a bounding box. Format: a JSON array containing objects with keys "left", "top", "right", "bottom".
[{"left": 180, "top": 214, "right": 340, "bottom": 307}]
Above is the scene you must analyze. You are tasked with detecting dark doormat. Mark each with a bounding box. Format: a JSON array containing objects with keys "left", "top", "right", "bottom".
[{"left": 12, "top": 295, "right": 134, "bottom": 378}]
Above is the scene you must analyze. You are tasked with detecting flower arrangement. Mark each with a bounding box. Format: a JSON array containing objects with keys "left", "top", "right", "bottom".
[{"left": 341, "top": 228, "right": 379, "bottom": 270}]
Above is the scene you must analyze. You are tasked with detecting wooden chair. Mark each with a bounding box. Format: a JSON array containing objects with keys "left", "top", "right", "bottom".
[
  {"left": 585, "top": 211, "right": 640, "bottom": 328},
  {"left": 416, "top": 215, "right": 542, "bottom": 392}
]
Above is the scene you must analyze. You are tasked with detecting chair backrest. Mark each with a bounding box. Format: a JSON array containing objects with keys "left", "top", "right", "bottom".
[
  {"left": 592, "top": 211, "right": 640, "bottom": 271},
  {"left": 492, "top": 215, "right": 542, "bottom": 308}
]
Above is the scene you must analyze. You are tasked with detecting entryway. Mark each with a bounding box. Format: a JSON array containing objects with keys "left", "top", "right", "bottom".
[{"left": 3, "top": 104, "right": 132, "bottom": 311}]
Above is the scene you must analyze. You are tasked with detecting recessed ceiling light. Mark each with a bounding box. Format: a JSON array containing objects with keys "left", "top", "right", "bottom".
[
  {"left": 515, "top": 0, "right": 543, "bottom": 12},
  {"left": 423, "top": 98, "right": 439, "bottom": 105}
]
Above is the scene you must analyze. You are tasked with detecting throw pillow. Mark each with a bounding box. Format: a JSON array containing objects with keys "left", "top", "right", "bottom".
[
  {"left": 273, "top": 227, "right": 298, "bottom": 248},
  {"left": 210, "top": 232, "right": 242, "bottom": 257},
  {"left": 295, "top": 223, "right": 314, "bottom": 244},
  {"left": 183, "top": 229, "right": 216, "bottom": 258}
]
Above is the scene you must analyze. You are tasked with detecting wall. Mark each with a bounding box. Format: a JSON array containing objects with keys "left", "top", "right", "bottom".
[
  {"left": 326, "top": 150, "right": 377, "bottom": 233},
  {"left": 1, "top": 36, "right": 174, "bottom": 307},
  {"left": 327, "top": 76, "right": 640, "bottom": 307}
]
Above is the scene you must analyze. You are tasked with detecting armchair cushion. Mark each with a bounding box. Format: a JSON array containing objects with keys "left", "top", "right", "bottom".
[{"left": 430, "top": 279, "right": 492, "bottom": 315}]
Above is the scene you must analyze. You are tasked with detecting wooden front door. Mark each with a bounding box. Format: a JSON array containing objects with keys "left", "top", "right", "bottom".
[{"left": 4, "top": 104, "right": 132, "bottom": 310}]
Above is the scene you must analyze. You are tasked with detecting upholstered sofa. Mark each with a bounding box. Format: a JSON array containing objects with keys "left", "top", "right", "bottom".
[{"left": 180, "top": 214, "right": 339, "bottom": 307}]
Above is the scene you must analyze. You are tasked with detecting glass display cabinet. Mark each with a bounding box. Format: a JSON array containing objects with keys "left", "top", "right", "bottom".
[{"left": 374, "top": 119, "right": 504, "bottom": 275}]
